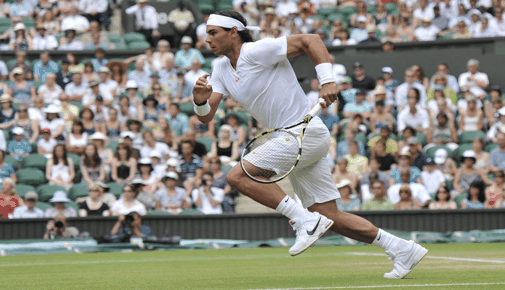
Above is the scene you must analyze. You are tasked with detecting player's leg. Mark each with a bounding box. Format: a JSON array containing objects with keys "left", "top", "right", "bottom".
[{"left": 226, "top": 164, "right": 333, "bottom": 255}]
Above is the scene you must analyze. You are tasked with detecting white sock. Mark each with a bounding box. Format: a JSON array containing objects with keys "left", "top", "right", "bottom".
[
  {"left": 372, "top": 229, "right": 410, "bottom": 252},
  {"left": 276, "top": 196, "right": 313, "bottom": 220}
]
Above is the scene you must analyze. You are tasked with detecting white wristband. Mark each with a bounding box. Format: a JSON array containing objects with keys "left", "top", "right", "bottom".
[
  {"left": 194, "top": 100, "right": 211, "bottom": 116},
  {"left": 315, "top": 62, "right": 335, "bottom": 85}
]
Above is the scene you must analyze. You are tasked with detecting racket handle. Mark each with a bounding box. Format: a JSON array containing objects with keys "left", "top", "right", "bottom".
[{"left": 308, "top": 103, "right": 322, "bottom": 117}]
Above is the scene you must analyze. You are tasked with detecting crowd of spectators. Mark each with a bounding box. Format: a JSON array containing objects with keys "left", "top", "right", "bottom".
[{"left": 1, "top": 0, "right": 505, "bottom": 222}]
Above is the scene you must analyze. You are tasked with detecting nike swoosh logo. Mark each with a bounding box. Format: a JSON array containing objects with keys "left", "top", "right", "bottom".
[
  {"left": 377, "top": 233, "right": 381, "bottom": 241},
  {"left": 306, "top": 217, "right": 321, "bottom": 235}
]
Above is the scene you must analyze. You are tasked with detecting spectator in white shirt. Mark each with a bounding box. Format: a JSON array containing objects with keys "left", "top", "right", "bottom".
[
  {"left": 473, "top": 17, "right": 498, "bottom": 38},
  {"left": 192, "top": 172, "right": 225, "bottom": 215},
  {"left": 110, "top": 184, "right": 147, "bottom": 216},
  {"left": 140, "top": 130, "right": 171, "bottom": 162},
  {"left": 65, "top": 73, "right": 89, "bottom": 102},
  {"left": 276, "top": 0, "right": 298, "bottom": 18},
  {"left": 184, "top": 59, "right": 207, "bottom": 92},
  {"left": 387, "top": 169, "right": 431, "bottom": 207},
  {"left": 421, "top": 158, "right": 445, "bottom": 195},
  {"left": 58, "top": 29, "right": 84, "bottom": 50},
  {"left": 61, "top": 7, "right": 90, "bottom": 35},
  {"left": 458, "top": 58, "right": 489, "bottom": 98},
  {"left": 306, "top": 78, "right": 320, "bottom": 107},
  {"left": 11, "top": 191, "right": 45, "bottom": 219},
  {"left": 413, "top": 0, "right": 435, "bottom": 28},
  {"left": 97, "top": 66, "right": 117, "bottom": 102},
  {"left": 79, "top": 0, "right": 110, "bottom": 30},
  {"left": 32, "top": 24, "right": 58, "bottom": 50},
  {"left": 125, "top": 0, "right": 160, "bottom": 47},
  {"left": 196, "top": 13, "right": 209, "bottom": 49},
  {"left": 395, "top": 68, "right": 427, "bottom": 110},
  {"left": 397, "top": 87, "right": 430, "bottom": 134},
  {"left": 38, "top": 73, "right": 63, "bottom": 105},
  {"left": 414, "top": 16, "right": 440, "bottom": 41}
]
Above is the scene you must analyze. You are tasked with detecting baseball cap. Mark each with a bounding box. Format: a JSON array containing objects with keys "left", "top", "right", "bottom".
[
  {"left": 181, "top": 36, "right": 193, "bottom": 44},
  {"left": 381, "top": 67, "right": 393, "bottom": 74},
  {"left": 95, "top": 95, "right": 104, "bottom": 102},
  {"left": 166, "top": 158, "right": 179, "bottom": 168},
  {"left": 356, "top": 15, "right": 367, "bottom": 23},
  {"left": 94, "top": 181, "right": 110, "bottom": 192},
  {"left": 433, "top": 85, "right": 445, "bottom": 92},
  {"left": 374, "top": 85, "right": 386, "bottom": 95},
  {"left": 497, "top": 107, "right": 505, "bottom": 116},
  {"left": 407, "top": 136, "right": 419, "bottom": 145},
  {"left": 163, "top": 171, "right": 179, "bottom": 181},
  {"left": 12, "top": 127, "right": 24, "bottom": 136},
  {"left": 25, "top": 191, "right": 38, "bottom": 201},
  {"left": 341, "top": 76, "right": 352, "bottom": 84},
  {"left": 366, "top": 24, "right": 376, "bottom": 32},
  {"left": 61, "top": 58, "right": 70, "bottom": 64},
  {"left": 336, "top": 179, "right": 351, "bottom": 189},
  {"left": 138, "top": 157, "right": 152, "bottom": 165},
  {"left": 98, "top": 66, "right": 110, "bottom": 74},
  {"left": 462, "top": 150, "right": 476, "bottom": 159},
  {"left": 434, "top": 149, "right": 448, "bottom": 164},
  {"left": 354, "top": 62, "right": 364, "bottom": 68},
  {"left": 41, "top": 127, "right": 51, "bottom": 133},
  {"left": 426, "top": 157, "right": 436, "bottom": 166},
  {"left": 399, "top": 150, "right": 411, "bottom": 157},
  {"left": 13, "top": 23, "right": 26, "bottom": 31},
  {"left": 264, "top": 7, "right": 276, "bottom": 15},
  {"left": 149, "top": 150, "right": 162, "bottom": 159},
  {"left": 89, "top": 80, "right": 99, "bottom": 87},
  {"left": 90, "top": 132, "right": 106, "bottom": 140},
  {"left": 120, "top": 131, "right": 135, "bottom": 139},
  {"left": 467, "top": 59, "right": 479, "bottom": 66},
  {"left": 125, "top": 80, "right": 138, "bottom": 90},
  {"left": 12, "top": 67, "right": 24, "bottom": 75},
  {"left": 355, "top": 89, "right": 365, "bottom": 95},
  {"left": 377, "top": 124, "right": 390, "bottom": 131},
  {"left": 422, "top": 16, "right": 432, "bottom": 22}
]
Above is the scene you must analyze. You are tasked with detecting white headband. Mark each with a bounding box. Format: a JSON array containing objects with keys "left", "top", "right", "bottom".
[{"left": 206, "top": 14, "right": 261, "bottom": 32}]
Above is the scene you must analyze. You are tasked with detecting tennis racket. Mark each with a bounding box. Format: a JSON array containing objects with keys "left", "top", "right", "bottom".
[{"left": 241, "top": 103, "right": 322, "bottom": 183}]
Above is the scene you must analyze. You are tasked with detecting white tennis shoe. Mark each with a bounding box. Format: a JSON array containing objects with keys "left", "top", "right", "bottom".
[
  {"left": 384, "top": 240, "right": 428, "bottom": 279},
  {"left": 288, "top": 212, "right": 334, "bottom": 256}
]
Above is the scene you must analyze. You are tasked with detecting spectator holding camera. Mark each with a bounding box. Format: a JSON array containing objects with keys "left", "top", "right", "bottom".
[
  {"left": 192, "top": 172, "right": 225, "bottom": 215},
  {"left": 43, "top": 214, "right": 79, "bottom": 239},
  {"left": 110, "top": 211, "right": 151, "bottom": 237}
]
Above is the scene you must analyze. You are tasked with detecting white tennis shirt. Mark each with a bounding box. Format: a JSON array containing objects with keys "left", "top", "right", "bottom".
[{"left": 210, "top": 37, "right": 311, "bottom": 129}]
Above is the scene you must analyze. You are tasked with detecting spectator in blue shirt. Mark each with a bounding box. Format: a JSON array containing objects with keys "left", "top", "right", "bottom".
[
  {"left": 91, "top": 48, "right": 108, "bottom": 72},
  {"left": 164, "top": 103, "right": 188, "bottom": 138},
  {"left": 9, "top": 0, "right": 34, "bottom": 18},
  {"left": 337, "top": 127, "right": 366, "bottom": 157},
  {"left": 174, "top": 36, "right": 205, "bottom": 70},
  {"left": 84, "top": 32, "right": 110, "bottom": 51},
  {"left": 343, "top": 89, "right": 372, "bottom": 120},
  {"left": 178, "top": 140, "right": 204, "bottom": 196},
  {"left": 127, "top": 59, "right": 151, "bottom": 91},
  {"left": 0, "top": 149, "right": 16, "bottom": 185},
  {"left": 318, "top": 106, "right": 339, "bottom": 136},
  {"left": 339, "top": 76, "right": 357, "bottom": 104},
  {"left": 33, "top": 52, "right": 59, "bottom": 82},
  {"left": 7, "top": 127, "right": 31, "bottom": 162},
  {"left": 388, "top": 150, "right": 423, "bottom": 185}
]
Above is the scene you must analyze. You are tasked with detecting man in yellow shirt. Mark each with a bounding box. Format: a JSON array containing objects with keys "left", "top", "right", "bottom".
[
  {"left": 368, "top": 124, "right": 398, "bottom": 156},
  {"left": 345, "top": 140, "right": 368, "bottom": 176}
]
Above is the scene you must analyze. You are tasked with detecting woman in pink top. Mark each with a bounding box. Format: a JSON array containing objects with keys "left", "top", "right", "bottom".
[{"left": 485, "top": 171, "right": 505, "bottom": 208}]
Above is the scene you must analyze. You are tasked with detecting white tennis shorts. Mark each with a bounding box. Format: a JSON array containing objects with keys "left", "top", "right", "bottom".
[{"left": 244, "top": 117, "right": 340, "bottom": 208}]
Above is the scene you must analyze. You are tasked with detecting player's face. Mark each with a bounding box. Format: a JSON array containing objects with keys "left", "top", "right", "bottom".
[{"left": 206, "top": 25, "right": 234, "bottom": 56}]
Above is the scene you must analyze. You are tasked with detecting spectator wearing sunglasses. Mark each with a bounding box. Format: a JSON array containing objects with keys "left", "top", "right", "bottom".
[
  {"left": 429, "top": 186, "right": 457, "bottom": 210},
  {"left": 394, "top": 184, "right": 422, "bottom": 210},
  {"left": 110, "top": 184, "right": 147, "bottom": 216},
  {"left": 484, "top": 170, "right": 505, "bottom": 209}
]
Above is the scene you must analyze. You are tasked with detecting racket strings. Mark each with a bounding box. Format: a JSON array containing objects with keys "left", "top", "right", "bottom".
[{"left": 242, "top": 130, "right": 300, "bottom": 182}]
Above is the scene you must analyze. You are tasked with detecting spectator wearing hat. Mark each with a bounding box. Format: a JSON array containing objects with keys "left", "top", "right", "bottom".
[
  {"left": 406, "top": 136, "right": 428, "bottom": 169},
  {"left": 350, "top": 16, "right": 369, "bottom": 43},
  {"left": 7, "top": 127, "right": 31, "bottom": 162},
  {"left": 433, "top": 148, "right": 456, "bottom": 179},
  {"left": 89, "top": 96, "right": 109, "bottom": 126},
  {"left": 154, "top": 172, "right": 187, "bottom": 214},
  {"left": 81, "top": 143, "right": 106, "bottom": 184},
  {"left": 55, "top": 58, "right": 73, "bottom": 90},
  {"left": 368, "top": 125, "right": 398, "bottom": 156},
  {"left": 351, "top": 62, "right": 375, "bottom": 93},
  {"left": 452, "top": 150, "right": 492, "bottom": 198},
  {"left": 45, "top": 191, "right": 77, "bottom": 218},
  {"left": 46, "top": 144, "right": 75, "bottom": 190},
  {"left": 9, "top": 51, "right": 33, "bottom": 80},
  {"left": 150, "top": 150, "right": 167, "bottom": 179},
  {"left": 32, "top": 24, "right": 58, "bottom": 50},
  {"left": 82, "top": 80, "right": 101, "bottom": 107},
  {"left": 78, "top": 183, "right": 111, "bottom": 217},
  {"left": 426, "top": 112, "right": 458, "bottom": 151},
  {"left": 38, "top": 127, "right": 57, "bottom": 159},
  {"left": 97, "top": 66, "right": 116, "bottom": 102},
  {"left": 9, "top": 0, "right": 33, "bottom": 18},
  {"left": 40, "top": 105, "right": 65, "bottom": 140},
  {"left": 8, "top": 22, "right": 32, "bottom": 51},
  {"left": 388, "top": 150, "right": 422, "bottom": 186},
  {"left": 0, "top": 94, "right": 16, "bottom": 129},
  {"left": 174, "top": 36, "right": 205, "bottom": 71},
  {"left": 61, "top": 6, "right": 90, "bottom": 35},
  {"left": 362, "top": 180, "right": 394, "bottom": 211},
  {"left": 360, "top": 24, "right": 380, "bottom": 43},
  {"left": 135, "top": 158, "right": 159, "bottom": 209},
  {"left": 414, "top": 16, "right": 441, "bottom": 41},
  {"left": 125, "top": 119, "right": 143, "bottom": 148},
  {"left": 381, "top": 67, "right": 398, "bottom": 93},
  {"left": 43, "top": 214, "right": 80, "bottom": 239},
  {"left": 458, "top": 59, "right": 489, "bottom": 98},
  {"left": 336, "top": 179, "right": 360, "bottom": 211},
  {"left": 11, "top": 191, "right": 44, "bottom": 218},
  {"left": 144, "top": 73, "right": 171, "bottom": 99},
  {"left": 91, "top": 132, "right": 113, "bottom": 166},
  {"left": 343, "top": 89, "right": 372, "bottom": 120},
  {"left": 79, "top": 0, "right": 109, "bottom": 30},
  {"left": 33, "top": 52, "right": 59, "bottom": 82},
  {"left": 421, "top": 157, "right": 445, "bottom": 196},
  {"left": 111, "top": 142, "right": 137, "bottom": 184},
  {"left": 119, "top": 131, "right": 140, "bottom": 159},
  {"left": 128, "top": 59, "right": 151, "bottom": 92},
  {"left": 0, "top": 178, "right": 23, "bottom": 219},
  {"left": 489, "top": 132, "right": 505, "bottom": 174},
  {"left": 412, "top": 0, "right": 435, "bottom": 27}
]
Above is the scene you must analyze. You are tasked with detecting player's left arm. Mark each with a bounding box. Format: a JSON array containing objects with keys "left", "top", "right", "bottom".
[{"left": 285, "top": 34, "right": 338, "bottom": 108}]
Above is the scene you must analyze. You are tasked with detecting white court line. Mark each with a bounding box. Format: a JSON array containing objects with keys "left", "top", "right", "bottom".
[
  {"left": 250, "top": 282, "right": 505, "bottom": 290},
  {"left": 346, "top": 252, "right": 505, "bottom": 264}
]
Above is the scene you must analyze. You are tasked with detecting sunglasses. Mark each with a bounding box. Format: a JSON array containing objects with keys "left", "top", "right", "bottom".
[
  {"left": 153, "top": 87, "right": 161, "bottom": 90},
  {"left": 399, "top": 190, "right": 410, "bottom": 194},
  {"left": 88, "top": 189, "right": 99, "bottom": 192},
  {"left": 372, "top": 187, "right": 382, "bottom": 190},
  {"left": 438, "top": 190, "right": 448, "bottom": 193},
  {"left": 495, "top": 175, "right": 505, "bottom": 178},
  {"left": 18, "top": 109, "right": 27, "bottom": 112}
]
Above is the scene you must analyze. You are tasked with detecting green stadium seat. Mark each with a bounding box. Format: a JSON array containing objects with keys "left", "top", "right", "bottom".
[
  {"left": 179, "top": 209, "right": 204, "bottom": 215},
  {"left": 128, "top": 41, "right": 151, "bottom": 50},
  {"left": 147, "top": 210, "right": 172, "bottom": 215},
  {"left": 33, "top": 81, "right": 44, "bottom": 89},
  {"left": 216, "top": 0, "right": 233, "bottom": 10},
  {"left": 485, "top": 143, "right": 498, "bottom": 153},
  {"left": 67, "top": 201, "right": 80, "bottom": 211},
  {"left": 453, "top": 143, "right": 473, "bottom": 161},
  {"left": 426, "top": 145, "right": 453, "bottom": 159},
  {"left": 221, "top": 164, "right": 232, "bottom": 173},
  {"left": 416, "top": 132, "right": 427, "bottom": 146},
  {"left": 318, "top": 8, "right": 338, "bottom": 16},
  {"left": 16, "top": 168, "right": 46, "bottom": 187},
  {"left": 21, "top": 18, "right": 35, "bottom": 28},
  {"left": 15, "top": 184, "right": 36, "bottom": 199},
  {"left": 37, "top": 185, "right": 66, "bottom": 202},
  {"left": 0, "top": 26, "right": 8, "bottom": 34},
  {"left": 0, "top": 18, "right": 12, "bottom": 26},
  {"left": 439, "top": 32, "right": 454, "bottom": 39},
  {"left": 35, "top": 201, "right": 52, "bottom": 211},
  {"left": 21, "top": 154, "right": 48, "bottom": 171},
  {"left": 73, "top": 169, "right": 82, "bottom": 184},
  {"left": 70, "top": 101, "right": 83, "bottom": 112},
  {"left": 67, "top": 153, "right": 81, "bottom": 170},
  {"left": 327, "top": 13, "right": 344, "bottom": 22},
  {"left": 105, "top": 139, "right": 119, "bottom": 152},
  {"left": 453, "top": 193, "right": 468, "bottom": 209},
  {"left": 179, "top": 102, "right": 194, "bottom": 116},
  {"left": 367, "top": 4, "right": 376, "bottom": 14},
  {"left": 106, "top": 34, "right": 122, "bottom": 43},
  {"left": 4, "top": 155, "right": 19, "bottom": 170},
  {"left": 458, "top": 131, "right": 486, "bottom": 144},
  {"left": 385, "top": 3, "right": 397, "bottom": 13},
  {"left": 196, "top": 136, "right": 215, "bottom": 152},
  {"left": 123, "top": 32, "right": 146, "bottom": 44},
  {"left": 31, "top": 142, "right": 37, "bottom": 153},
  {"left": 339, "top": 6, "right": 356, "bottom": 16},
  {"left": 107, "top": 183, "right": 124, "bottom": 199},
  {"left": 113, "top": 42, "right": 127, "bottom": 50},
  {"left": 311, "top": 14, "right": 326, "bottom": 21},
  {"left": 68, "top": 184, "right": 89, "bottom": 200}
]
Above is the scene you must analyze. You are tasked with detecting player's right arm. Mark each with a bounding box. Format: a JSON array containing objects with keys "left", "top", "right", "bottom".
[{"left": 192, "top": 74, "right": 223, "bottom": 124}]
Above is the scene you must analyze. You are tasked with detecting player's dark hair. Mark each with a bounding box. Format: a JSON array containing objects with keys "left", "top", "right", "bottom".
[{"left": 215, "top": 10, "right": 254, "bottom": 43}]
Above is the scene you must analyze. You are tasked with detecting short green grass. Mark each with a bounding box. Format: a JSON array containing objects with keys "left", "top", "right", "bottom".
[{"left": 1, "top": 243, "right": 504, "bottom": 289}]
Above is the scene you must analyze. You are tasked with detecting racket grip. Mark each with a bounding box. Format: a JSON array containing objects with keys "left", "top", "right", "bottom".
[{"left": 308, "top": 103, "right": 322, "bottom": 117}]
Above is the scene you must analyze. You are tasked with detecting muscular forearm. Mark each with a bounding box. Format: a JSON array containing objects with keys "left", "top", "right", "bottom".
[{"left": 286, "top": 34, "right": 331, "bottom": 65}]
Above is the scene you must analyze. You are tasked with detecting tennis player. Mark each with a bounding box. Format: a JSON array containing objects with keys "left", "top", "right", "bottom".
[{"left": 192, "top": 10, "right": 427, "bottom": 279}]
